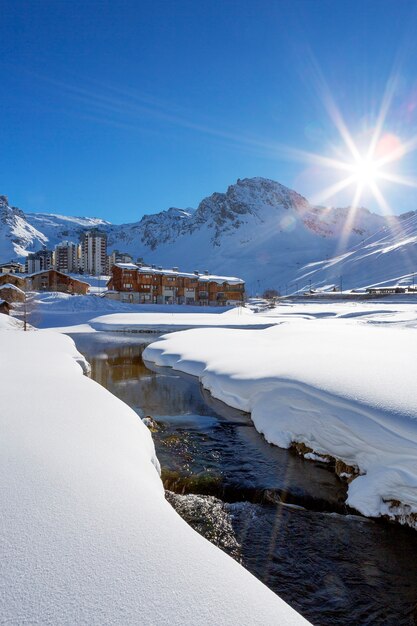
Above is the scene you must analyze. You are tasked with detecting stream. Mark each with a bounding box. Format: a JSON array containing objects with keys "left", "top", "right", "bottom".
[{"left": 71, "top": 332, "right": 417, "bottom": 626}]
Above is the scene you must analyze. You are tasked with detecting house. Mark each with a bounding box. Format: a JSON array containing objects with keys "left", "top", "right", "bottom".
[
  {"left": 0, "top": 261, "right": 25, "bottom": 274},
  {"left": 26, "top": 269, "right": 90, "bottom": 295},
  {"left": 0, "top": 300, "right": 11, "bottom": 315},
  {"left": 0, "top": 284, "right": 25, "bottom": 303},
  {"left": 0, "top": 274, "right": 26, "bottom": 290},
  {"left": 106, "top": 263, "right": 245, "bottom": 305}
]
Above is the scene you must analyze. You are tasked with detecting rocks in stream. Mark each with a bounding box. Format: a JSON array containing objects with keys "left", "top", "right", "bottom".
[
  {"left": 291, "top": 441, "right": 360, "bottom": 483},
  {"left": 165, "top": 491, "right": 242, "bottom": 561},
  {"left": 142, "top": 415, "right": 160, "bottom": 432}
]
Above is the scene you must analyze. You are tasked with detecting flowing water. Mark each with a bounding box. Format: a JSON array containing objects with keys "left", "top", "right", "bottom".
[{"left": 72, "top": 332, "right": 417, "bottom": 626}]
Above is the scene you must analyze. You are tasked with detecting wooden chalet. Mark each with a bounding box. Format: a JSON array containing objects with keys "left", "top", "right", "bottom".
[
  {"left": 0, "top": 299, "right": 11, "bottom": 315},
  {"left": 26, "top": 269, "right": 90, "bottom": 295},
  {"left": 0, "top": 284, "right": 25, "bottom": 303},
  {"left": 106, "top": 263, "right": 245, "bottom": 305},
  {"left": 0, "top": 274, "right": 26, "bottom": 290}
]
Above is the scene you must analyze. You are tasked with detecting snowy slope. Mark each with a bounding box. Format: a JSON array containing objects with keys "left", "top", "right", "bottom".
[
  {"left": 1, "top": 178, "right": 415, "bottom": 290},
  {"left": 295, "top": 210, "right": 417, "bottom": 291},
  {"left": 0, "top": 195, "right": 109, "bottom": 259}
]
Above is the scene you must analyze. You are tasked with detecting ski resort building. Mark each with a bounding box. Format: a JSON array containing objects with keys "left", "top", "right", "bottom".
[
  {"left": 0, "top": 299, "right": 11, "bottom": 315},
  {"left": 26, "top": 269, "right": 89, "bottom": 295},
  {"left": 107, "top": 250, "right": 134, "bottom": 270},
  {"left": 25, "top": 249, "right": 54, "bottom": 274},
  {"left": 0, "top": 284, "right": 25, "bottom": 303},
  {"left": 54, "top": 241, "right": 80, "bottom": 273},
  {"left": 106, "top": 263, "right": 245, "bottom": 305},
  {"left": 0, "top": 274, "right": 26, "bottom": 290},
  {"left": 80, "top": 230, "right": 108, "bottom": 276},
  {"left": 0, "top": 261, "right": 25, "bottom": 274}
]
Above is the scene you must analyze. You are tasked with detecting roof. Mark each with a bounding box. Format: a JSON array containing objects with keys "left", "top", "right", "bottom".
[
  {"left": 0, "top": 283, "right": 25, "bottom": 294},
  {"left": 114, "top": 263, "right": 244, "bottom": 284},
  {"left": 367, "top": 285, "right": 406, "bottom": 291},
  {"left": 26, "top": 269, "right": 90, "bottom": 286},
  {"left": 114, "top": 263, "right": 140, "bottom": 270}
]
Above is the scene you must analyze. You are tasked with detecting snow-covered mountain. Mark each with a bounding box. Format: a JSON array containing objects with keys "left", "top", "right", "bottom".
[
  {"left": 294, "top": 209, "right": 417, "bottom": 291},
  {"left": 1, "top": 178, "right": 416, "bottom": 291}
]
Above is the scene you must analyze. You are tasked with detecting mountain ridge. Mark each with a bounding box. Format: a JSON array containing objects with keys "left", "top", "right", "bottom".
[{"left": 1, "top": 178, "right": 415, "bottom": 291}]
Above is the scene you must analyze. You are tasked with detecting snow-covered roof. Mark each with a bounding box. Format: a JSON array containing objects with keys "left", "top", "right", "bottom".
[
  {"left": 114, "top": 264, "right": 244, "bottom": 284},
  {"left": 367, "top": 285, "right": 406, "bottom": 290},
  {"left": 197, "top": 274, "right": 244, "bottom": 285},
  {"left": 113, "top": 262, "right": 139, "bottom": 270},
  {"left": 0, "top": 283, "right": 25, "bottom": 294},
  {"left": 26, "top": 269, "right": 90, "bottom": 286}
]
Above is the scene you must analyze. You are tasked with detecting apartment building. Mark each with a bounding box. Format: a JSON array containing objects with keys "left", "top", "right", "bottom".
[
  {"left": 80, "top": 230, "right": 107, "bottom": 275},
  {"left": 107, "top": 263, "right": 245, "bottom": 305},
  {"left": 54, "top": 241, "right": 80, "bottom": 273},
  {"left": 25, "top": 249, "right": 53, "bottom": 274}
]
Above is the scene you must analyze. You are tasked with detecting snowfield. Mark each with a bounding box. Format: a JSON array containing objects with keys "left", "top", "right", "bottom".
[
  {"left": 89, "top": 306, "right": 273, "bottom": 332},
  {"left": 21, "top": 292, "right": 275, "bottom": 333},
  {"left": 0, "top": 329, "right": 308, "bottom": 625},
  {"left": 144, "top": 299, "right": 417, "bottom": 527}
]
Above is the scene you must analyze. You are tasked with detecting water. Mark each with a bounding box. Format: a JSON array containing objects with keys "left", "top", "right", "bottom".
[{"left": 72, "top": 332, "right": 417, "bottom": 626}]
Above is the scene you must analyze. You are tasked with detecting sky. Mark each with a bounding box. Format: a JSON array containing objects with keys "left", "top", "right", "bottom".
[{"left": 2, "top": 0, "right": 417, "bottom": 222}]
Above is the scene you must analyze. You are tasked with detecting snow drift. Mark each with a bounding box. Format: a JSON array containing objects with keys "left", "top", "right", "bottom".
[
  {"left": 143, "top": 315, "right": 417, "bottom": 527},
  {"left": 0, "top": 329, "right": 308, "bottom": 625}
]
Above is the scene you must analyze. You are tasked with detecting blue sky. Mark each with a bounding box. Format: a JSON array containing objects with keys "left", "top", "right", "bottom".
[{"left": 2, "top": 0, "right": 417, "bottom": 221}]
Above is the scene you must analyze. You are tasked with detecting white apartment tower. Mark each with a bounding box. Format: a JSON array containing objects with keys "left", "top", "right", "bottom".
[
  {"left": 54, "top": 241, "right": 80, "bottom": 273},
  {"left": 80, "top": 230, "right": 108, "bottom": 275},
  {"left": 25, "top": 249, "right": 54, "bottom": 274}
]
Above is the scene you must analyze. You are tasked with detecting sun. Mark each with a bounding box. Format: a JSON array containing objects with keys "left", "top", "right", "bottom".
[{"left": 349, "top": 156, "right": 380, "bottom": 187}]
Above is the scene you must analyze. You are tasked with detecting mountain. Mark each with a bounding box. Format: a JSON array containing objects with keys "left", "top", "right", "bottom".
[
  {"left": 294, "top": 209, "right": 417, "bottom": 291},
  {"left": 0, "top": 178, "right": 415, "bottom": 291}
]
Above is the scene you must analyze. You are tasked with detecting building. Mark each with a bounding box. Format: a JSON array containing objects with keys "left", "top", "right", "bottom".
[
  {"left": 0, "top": 274, "right": 26, "bottom": 289},
  {"left": 0, "top": 261, "right": 25, "bottom": 274},
  {"left": 0, "top": 300, "right": 11, "bottom": 315},
  {"left": 25, "top": 249, "right": 53, "bottom": 274},
  {"left": 107, "top": 250, "right": 134, "bottom": 271},
  {"left": 0, "top": 283, "right": 25, "bottom": 303},
  {"left": 54, "top": 241, "right": 80, "bottom": 273},
  {"left": 106, "top": 264, "right": 245, "bottom": 305},
  {"left": 26, "top": 269, "right": 89, "bottom": 295},
  {"left": 366, "top": 286, "right": 407, "bottom": 295},
  {"left": 80, "top": 230, "right": 108, "bottom": 276}
]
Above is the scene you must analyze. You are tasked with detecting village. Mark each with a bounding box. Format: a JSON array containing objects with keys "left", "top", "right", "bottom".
[
  {"left": 2, "top": 226, "right": 417, "bottom": 319},
  {"left": 0, "top": 228, "right": 246, "bottom": 313}
]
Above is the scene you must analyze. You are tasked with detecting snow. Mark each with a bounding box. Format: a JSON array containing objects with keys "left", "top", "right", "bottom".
[
  {"left": 89, "top": 307, "right": 273, "bottom": 332},
  {"left": 143, "top": 299, "right": 417, "bottom": 526},
  {"left": 0, "top": 329, "right": 307, "bottom": 625},
  {"left": 0, "top": 312, "right": 26, "bottom": 330},
  {"left": 21, "top": 292, "right": 256, "bottom": 332}
]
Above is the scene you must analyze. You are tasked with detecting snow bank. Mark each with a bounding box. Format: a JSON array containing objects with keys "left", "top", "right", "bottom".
[
  {"left": 28, "top": 292, "right": 244, "bottom": 331},
  {"left": 0, "top": 330, "right": 307, "bottom": 625},
  {"left": 0, "top": 311, "right": 27, "bottom": 330},
  {"left": 143, "top": 319, "right": 417, "bottom": 525},
  {"left": 89, "top": 307, "right": 273, "bottom": 332}
]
